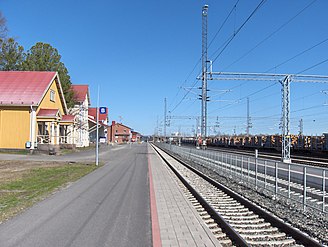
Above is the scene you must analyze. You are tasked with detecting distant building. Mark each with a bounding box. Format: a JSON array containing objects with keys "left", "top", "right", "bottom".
[
  {"left": 131, "top": 131, "right": 141, "bottom": 142},
  {"left": 108, "top": 121, "right": 131, "bottom": 144},
  {"left": 70, "top": 85, "right": 90, "bottom": 147},
  {"left": 0, "top": 71, "right": 75, "bottom": 150}
]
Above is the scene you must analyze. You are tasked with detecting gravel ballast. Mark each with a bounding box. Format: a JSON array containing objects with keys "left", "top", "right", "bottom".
[{"left": 171, "top": 151, "right": 328, "bottom": 246}]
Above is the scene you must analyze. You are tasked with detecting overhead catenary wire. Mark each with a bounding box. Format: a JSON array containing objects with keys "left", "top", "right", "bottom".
[
  {"left": 223, "top": 0, "right": 318, "bottom": 70},
  {"left": 209, "top": 0, "right": 321, "bottom": 105},
  {"left": 169, "top": 1, "right": 241, "bottom": 114},
  {"left": 208, "top": 0, "right": 240, "bottom": 49},
  {"left": 209, "top": 81, "right": 278, "bottom": 114},
  {"left": 168, "top": 2, "right": 328, "bottom": 137},
  {"left": 297, "top": 58, "right": 328, "bottom": 74},
  {"left": 210, "top": 0, "right": 267, "bottom": 64},
  {"left": 251, "top": 91, "right": 322, "bottom": 115},
  {"left": 168, "top": 59, "right": 201, "bottom": 110},
  {"left": 170, "top": 0, "right": 267, "bottom": 117},
  {"left": 169, "top": 78, "right": 199, "bottom": 114},
  {"left": 267, "top": 37, "right": 328, "bottom": 72}
]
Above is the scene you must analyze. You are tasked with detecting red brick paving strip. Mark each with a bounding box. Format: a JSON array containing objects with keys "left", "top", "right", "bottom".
[{"left": 148, "top": 153, "right": 162, "bottom": 247}]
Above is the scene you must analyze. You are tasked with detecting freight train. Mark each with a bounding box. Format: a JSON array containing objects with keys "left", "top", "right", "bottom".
[{"left": 182, "top": 133, "right": 328, "bottom": 156}]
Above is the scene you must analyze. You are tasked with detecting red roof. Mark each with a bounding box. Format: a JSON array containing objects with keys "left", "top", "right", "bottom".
[
  {"left": 88, "top": 116, "right": 109, "bottom": 127},
  {"left": 37, "top": 108, "right": 60, "bottom": 118},
  {"left": 61, "top": 114, "right": 75, "bottom": 122},
  {"left": 71, "top": 85, "right": 90, "bottom": 104},
  {"left": 88, "top": 107, "right": 108, "bottom": 121},
  {"left": 0, "top": 71, "right": 57, "bottom": 105}
]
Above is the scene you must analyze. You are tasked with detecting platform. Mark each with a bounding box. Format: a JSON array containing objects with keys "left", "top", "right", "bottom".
[{"left": 148, "top": 145, "right": 221, "bottom": 247}]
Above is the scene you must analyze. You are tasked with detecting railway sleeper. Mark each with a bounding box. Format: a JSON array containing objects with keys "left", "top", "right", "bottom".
[
  {"left": 196, "top": 208, "right": 206, "bottom": 213},
  {"left": 241, "top": 232, "right": 287, "bottom": 241},
  {"left": 203, "top": 192, "right": 226, "bottom": 197},
  {"left": 222, "top": 215, "right": 260, "bottom": 222},
  {"left": 198, "top": 211, "right": 208, "bottom": 216},
  {"left": 246, "top": 238, "right": 295, "bottom": 246},
  {"left": 205, "top": 196, "right": 233, "bottom": 202},
  {"left": 219, "top": 211, "right": 255, "bottom": 217},
  {"left": 212, "top": 197, "right": 235, "bottom": 202},
  {"left": 201, "top": 214, "right": 212, "bottom": 220},
  {"left": 213, "top": 205, "right": 245, "bottom": 211},
  {"left": 227, "top": 218, "right": 265, "bottom": 224},
  {"left": 211, "top": 228, "right": 225, "bottom": 235},
  {"left": 216, "top": 207, "right": 249, "bottom": 213},
  {"left": 192, "top": 202, "right": 201, "bottom": 206},
  {"left": 237, "top": 227, "right": 279, "bottom": 234},
  {"left": 204, "top": 218, "right": 215, "bottom": 224},
  {"left": 213, "top": 232, "right": 228, "bottom": 239},
  {"left": 229, "top": 222, "right": 271, "bottom": 229},
  {"left": 217, "top": 238, "right": 233, "bottom": 246},
  {"left": 202, "top": 193, "right": 232, "bottom": 199},
  {"left": 211, "top": 202, "right": 243, "bottom": 207},
  {"left": 207, "top": 222, "right": 219, "bottom": 229}
]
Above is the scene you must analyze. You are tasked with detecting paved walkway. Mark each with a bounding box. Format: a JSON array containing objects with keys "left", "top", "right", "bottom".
[{"left": 148, "top": 145, "right": 221, "bottom": 247}]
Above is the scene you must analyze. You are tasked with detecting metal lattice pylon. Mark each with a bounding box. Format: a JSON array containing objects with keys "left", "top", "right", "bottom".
[
  {"left": 281, "top": 75, "right": 291, "bottom": 163},
  {"left": 201, "top": 5, "right": 209, "bottom": 145}
]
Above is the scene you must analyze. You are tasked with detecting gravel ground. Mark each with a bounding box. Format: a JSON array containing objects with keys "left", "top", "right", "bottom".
[{"left": 173, "top": 152, "right": 328, "bottom": 246}]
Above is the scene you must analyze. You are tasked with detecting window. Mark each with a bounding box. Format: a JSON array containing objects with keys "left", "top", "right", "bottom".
[
  {"left": 50, "top": 90, "right": 55, "bottom": 102},
  {"left": 124, "top": 129, "right": 126, "bottom": 133}
]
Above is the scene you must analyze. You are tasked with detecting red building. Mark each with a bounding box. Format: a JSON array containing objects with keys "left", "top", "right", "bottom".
[
  {"left": 108, "top": 121, "right": 131, "bottom": 144},
  {"left": 131, "top": 131, "right": 141, "bottom": 142}
]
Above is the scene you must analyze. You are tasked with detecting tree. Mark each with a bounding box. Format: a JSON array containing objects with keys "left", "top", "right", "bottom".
[
  {"left": 22, "top": 42, "right": 75, "bottom": 108},
  {"left": 0, "top": 12, "right": 7, "bottom": 38},
  {"left": 0, "top": 37, "right": 24, "bottom": 71}
]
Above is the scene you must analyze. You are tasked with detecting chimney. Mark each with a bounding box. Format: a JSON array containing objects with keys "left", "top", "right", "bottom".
[{"left": 112, "top": 121, "right": 116, "bottom": 126}]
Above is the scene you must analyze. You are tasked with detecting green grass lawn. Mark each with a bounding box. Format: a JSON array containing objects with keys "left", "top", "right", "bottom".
[
  {"left": 0, "top": 163, "right": 98, "bottom": 222},
  {"left": 0, "top": 149, "right": 30, "bottom": 155}
]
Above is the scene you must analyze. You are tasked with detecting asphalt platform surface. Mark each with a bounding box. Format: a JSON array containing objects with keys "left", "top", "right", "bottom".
[{"left": 0, "top": 143, "right": 151, "bottom": 247}]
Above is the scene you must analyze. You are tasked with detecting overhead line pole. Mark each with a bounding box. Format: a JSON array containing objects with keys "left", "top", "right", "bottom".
[
  {"left": 281, "top": 75, "right": 291, "bottom": 163},
  {"left": 201, "top": 5, "right": 209, "bottom": 148},
  {"left": 164, "top": 98, "right": 167, "bottom": 139},
  {"left": 246, "top": 97, "right": 251, "bottom": 136},
  {"left": 96, "top": 85, "right": 99, "bottom": 166}
]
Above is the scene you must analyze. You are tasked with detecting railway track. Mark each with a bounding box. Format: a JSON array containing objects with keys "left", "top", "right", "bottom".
[
  {"left": 204, "top": 146, "right": 328, "bottom": 167},
  {"left": 152, "top": 143, "right": 322, "bottom": 247}
]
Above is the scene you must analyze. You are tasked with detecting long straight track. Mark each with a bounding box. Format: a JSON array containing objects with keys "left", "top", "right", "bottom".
[
  {"left": 152, "top": 144, "right": 322, "bottom": 247},
  {"left": 205, "top": 146, "right": 328, "bottom": 167}
]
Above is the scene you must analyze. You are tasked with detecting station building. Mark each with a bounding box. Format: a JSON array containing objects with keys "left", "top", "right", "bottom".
[
  {"left": 69, "top": 85, "right": 90, "bottom": 147},
  {"left": 0, "top": 71, "right": 75, "bottom": 150},
  {"left": 108, "top": 121, "right": 131, "bottom": 144}
]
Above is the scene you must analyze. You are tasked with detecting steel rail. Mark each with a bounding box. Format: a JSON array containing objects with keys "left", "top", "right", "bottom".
[{"left": 203, "top": 145, "right": 328, "bottom": 167}]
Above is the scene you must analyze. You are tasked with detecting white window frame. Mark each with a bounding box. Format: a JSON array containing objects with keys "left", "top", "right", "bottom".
[{"left": 50, "top": 90, "right": 55, "bottom": 102}]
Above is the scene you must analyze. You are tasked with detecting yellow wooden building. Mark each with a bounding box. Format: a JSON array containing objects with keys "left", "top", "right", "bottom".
[{"left": 0, "top": 71, "right": 76, "bottom": 150}]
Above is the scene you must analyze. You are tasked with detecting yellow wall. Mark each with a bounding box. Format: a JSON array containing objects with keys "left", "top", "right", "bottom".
[
  {"left": 0, "top": 77, "right": 67, "bottom": 149},
  {"left": 37, "top": 79, "right": 65, "bottom": 115},
  {"left": 0, "top": 107, "right": 30, "bottom": 149}
]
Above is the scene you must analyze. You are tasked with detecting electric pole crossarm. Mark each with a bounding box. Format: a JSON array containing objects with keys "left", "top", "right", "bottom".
[
  {"left": 292, "top": 79, "right": 328, "bottom": 83},
  {"left": 208, "top": 77, "right": 280, "bottom": 82}
]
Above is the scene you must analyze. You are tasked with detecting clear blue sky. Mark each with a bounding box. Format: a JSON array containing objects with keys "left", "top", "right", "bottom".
[{"left": 2, "top": 0, "right": 328, "bottom": 136}]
